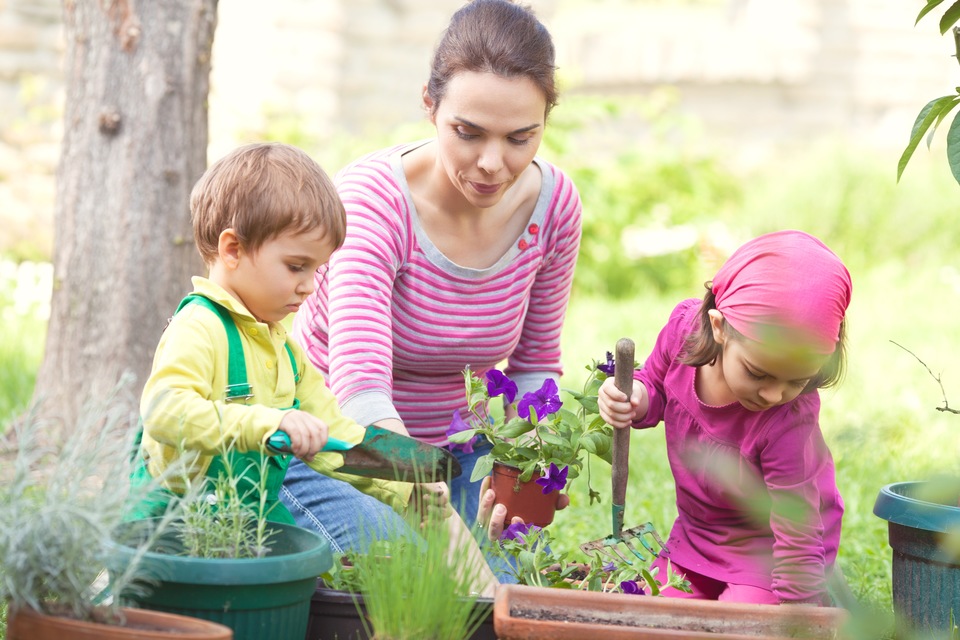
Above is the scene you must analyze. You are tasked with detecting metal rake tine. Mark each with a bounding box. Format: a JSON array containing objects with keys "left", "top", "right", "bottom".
[
  {"left": 618, "top": 536, "right": 649, "bottom": 562},
  {"left": 623, "top": 523, "right": 670, "bottom": 557},
  {"left": 605, "top": 542, "right": 635, "bottom": 566}
]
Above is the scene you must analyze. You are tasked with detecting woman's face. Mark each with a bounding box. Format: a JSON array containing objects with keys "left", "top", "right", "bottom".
[{"left": 426, "top": 71, "right": 547, "bottom": 209}]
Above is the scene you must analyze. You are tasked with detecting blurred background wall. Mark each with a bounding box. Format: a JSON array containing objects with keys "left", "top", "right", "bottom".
[{"left": 0, "top": 0, "right": 955, "bottom": 259}]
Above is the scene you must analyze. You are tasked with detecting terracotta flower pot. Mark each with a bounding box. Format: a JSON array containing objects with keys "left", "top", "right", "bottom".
[
  {"left": 490, "top": 462, "right": 562, "bottom": 527},
  {"left": 6, "top": 605, "right": 233, "bottom": 640},
  {"left": 493, "top": 584, "right": 849, "bottom": 640}
]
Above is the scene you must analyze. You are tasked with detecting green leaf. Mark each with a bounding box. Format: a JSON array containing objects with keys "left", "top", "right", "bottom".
[
  {"left": 576, "top": 395, "right": 600, "bottom": 414},
  {"left": 581, "top": 434, "right": 598, "bottom": 454},
  {"left": 641, "top": 568, "right": 661, "bottom": 596},
  {"left": 470, "top": 454, "right": 494, "bottom": 482},
  {"left": 538, "top": 431, "right": 566, "bottom": 447},
  {"left": 491, "top": 442, "right": 514, "bottom": 457},
  {"left": 519, "top": 464, "right": 537, "bottom": 483},
  {"left": 498, "top": 417, "right": 536, "bottom": 439},
  {"left": 898, "top": 95, "right": 960, "bottom": 181},
  {"left": 941, "top": 0, "right": 960, "bottom": 33},
  {"left": 446, "top": 428, "right": 476, "bottom": 444},
  {"left": 946, "top": 109, "right": 960, "bottom": 185},
  {"left": 927, "top": 99, "right": 959, "bottom": 148},
  {"left": 917, "top": 0, "right": 948, "bottom": 25},
  {"left": 513, "top": 446, "right": 539, "bottom": 461}
]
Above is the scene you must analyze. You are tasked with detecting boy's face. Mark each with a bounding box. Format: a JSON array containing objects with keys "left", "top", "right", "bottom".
[{"left": 226, "top": 228, "right": 335, "bottom": 324}]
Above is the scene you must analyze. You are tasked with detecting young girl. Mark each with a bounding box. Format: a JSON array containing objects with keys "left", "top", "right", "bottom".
[{"left": 598, "top": 229, "right": 852, "bottom": 606}]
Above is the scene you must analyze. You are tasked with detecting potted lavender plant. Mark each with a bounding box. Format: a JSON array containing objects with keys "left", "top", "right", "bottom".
[{"left": 0, "top": 385, "right": 232, "bottom": 640}]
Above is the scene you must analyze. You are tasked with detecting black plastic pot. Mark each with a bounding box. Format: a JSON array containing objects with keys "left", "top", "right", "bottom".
[
  {"left": 306, "top": 585, "right": 495, "bottom": 640},
  {"left": 873, "top": 479, "right": 960, "bottom": 634}
]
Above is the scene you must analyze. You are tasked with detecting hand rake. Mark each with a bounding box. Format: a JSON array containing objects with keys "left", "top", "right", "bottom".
[{"left": 579, "top": 337, "right": 669, "bottom": 567}]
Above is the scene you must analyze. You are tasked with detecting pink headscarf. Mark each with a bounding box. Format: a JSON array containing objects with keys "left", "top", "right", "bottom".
[{"left": 711, "top": 230, "right": 852, "bottom": 354}]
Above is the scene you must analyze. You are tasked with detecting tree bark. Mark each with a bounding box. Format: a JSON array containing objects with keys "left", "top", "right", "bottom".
[{"left": 35, "top": 0, "right": 217, "bottom": 433}]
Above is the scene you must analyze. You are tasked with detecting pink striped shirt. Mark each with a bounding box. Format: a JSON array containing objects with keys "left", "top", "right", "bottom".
[{"left": 292, "top": 142, "right": 582, "bottom": 444}]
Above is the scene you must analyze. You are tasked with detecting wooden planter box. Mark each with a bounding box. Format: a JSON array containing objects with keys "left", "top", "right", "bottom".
[
  {"left": 494, "top": 584, "right": 848, "bottom": 640},
  {"left": 306, "top": 584, "right": 495, "bottom": 640}
]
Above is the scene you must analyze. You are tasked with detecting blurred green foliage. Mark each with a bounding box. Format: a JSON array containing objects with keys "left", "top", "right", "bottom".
[{"left": 541, "top": 91, "right": 742, "bottom": 298}]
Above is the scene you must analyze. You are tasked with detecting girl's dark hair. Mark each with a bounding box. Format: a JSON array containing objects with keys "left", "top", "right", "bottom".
[
  {"left": 681, "top": 284, "right": 848, "bottom": 391},
  {"left": 426, "top": 0, "right": 558, "bottom": 117}
]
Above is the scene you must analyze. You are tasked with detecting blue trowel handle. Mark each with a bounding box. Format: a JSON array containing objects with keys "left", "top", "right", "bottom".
[{"left": 266, "top": 430, "right": 352, "bottom": 454}]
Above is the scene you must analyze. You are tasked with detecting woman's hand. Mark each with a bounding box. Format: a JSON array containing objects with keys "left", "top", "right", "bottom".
[
  {"left": 598, "top": 377, "right": 645, "bottom": 429},
  {"left": 410, "top": 481, "right": 453, "bottom": 523},
  {"left": 475, "top": 476, "right": 570, "bottom": 541}
]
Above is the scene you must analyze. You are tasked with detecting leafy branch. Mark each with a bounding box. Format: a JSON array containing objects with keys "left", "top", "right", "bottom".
[
  {"left": 891, "top": 340, "right": 960, "bottom": 414},
  {"left": 898, "top": 1, "right": 960, "bottom": 185}
]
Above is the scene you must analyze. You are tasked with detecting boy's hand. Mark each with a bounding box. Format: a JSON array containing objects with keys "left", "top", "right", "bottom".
[
  {"left": 598, "top": 377, "right": 644, "bottom": 429},
  {"left": 410, "top": 481, "right": 452, "bottom": 522},
  {"left": 278, "top": 411, "right": 329, "bottom": 460}
]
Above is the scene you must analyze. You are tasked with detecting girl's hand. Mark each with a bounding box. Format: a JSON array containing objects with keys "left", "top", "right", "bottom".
[
  {"left": 598, "top": 377, "right": 644, "bottom": 429},
  {"left": 278, "top": 411, "right": 329, "bottom": 460}
]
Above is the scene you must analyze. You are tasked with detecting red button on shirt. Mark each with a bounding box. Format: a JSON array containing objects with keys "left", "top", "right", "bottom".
[
  {"left": 518, "top": 239, "right": 529, "bottom": 250},
  {"left": 528, "top": 224, "right": 539, "bottom": 235}
]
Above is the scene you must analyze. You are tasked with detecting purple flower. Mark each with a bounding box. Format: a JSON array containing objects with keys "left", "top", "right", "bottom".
[
  {"left": 597, "top": 351, "right": 615, "bottom": 376},
  {"left": 485, "top": 369, "right": 518, "bottom": 404},
  {"left": 446, "top": 410, "right": 475, "bottom": 454},
  {"left": 535, "top": 463, "right": 568, "bottom": 494},
  {"left": 620, "top": 580, "right": 645, "bottom": 595},
  {"left": 602, "top": 561, "right": 616, "bottom": 573},
  {"left": 517, "top": 379, "right": 561, "bottom": 420},
  {"left": 501, "top": 521, "right": 541, "bottom": 542}
]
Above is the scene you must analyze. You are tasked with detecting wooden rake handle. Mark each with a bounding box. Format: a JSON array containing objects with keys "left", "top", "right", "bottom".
[{"left": 611, "top": 337, "right": 635, "bottom": 537}]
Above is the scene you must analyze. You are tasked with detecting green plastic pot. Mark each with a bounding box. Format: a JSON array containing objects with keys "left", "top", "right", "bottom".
[
  {"left": 112, "top": 521, "right": 331, "bottom": 640},
  {"left": 873, "top": 480, "right": 960, "bottom": 634}
]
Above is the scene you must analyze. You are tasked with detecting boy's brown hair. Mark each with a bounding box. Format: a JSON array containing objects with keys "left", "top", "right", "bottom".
[{"left": 190, "top": 142, "right": 346, "bottom": 264}]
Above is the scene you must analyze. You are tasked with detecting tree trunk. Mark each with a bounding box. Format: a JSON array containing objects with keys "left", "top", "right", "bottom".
[{"left": 34, "top": 0, "right": 217, "bottom": 433}]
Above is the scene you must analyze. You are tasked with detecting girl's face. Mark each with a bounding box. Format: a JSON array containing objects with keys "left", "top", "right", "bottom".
[
  {"left": 426, "top": 71, "right": 546, "bottom": 209},
  {"left": 708, "top": 310, "right": 828, "bottom": 412},
  {"left": 223, "top": 227, "right": 335, "bottom": 324}
]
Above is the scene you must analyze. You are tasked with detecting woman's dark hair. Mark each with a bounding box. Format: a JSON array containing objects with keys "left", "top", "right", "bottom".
[
  {"left": 426, "top": 0, "right": 558, "bottom": 117},
  {"left": 681, "top": 285, "right": 848, "bottom": 391}
]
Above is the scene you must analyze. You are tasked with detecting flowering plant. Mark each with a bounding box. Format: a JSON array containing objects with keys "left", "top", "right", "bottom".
[
  {"left": 447, "top": 354, "right": 618, "bottom": 503},
  {"left": 495, "top": 522, "right": 691, "bottom": 595}
]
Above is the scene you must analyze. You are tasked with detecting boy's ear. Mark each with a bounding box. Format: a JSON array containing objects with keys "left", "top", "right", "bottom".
[
  {"left": 707, "top": 309, "right": 726, "bottom": 345},
  {"left": 218, "top": 228, "right": 242, "bottom": 270}
]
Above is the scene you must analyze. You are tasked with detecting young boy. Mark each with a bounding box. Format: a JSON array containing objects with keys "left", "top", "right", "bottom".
[{"left": 132, "top": 142, "right": 413, "bottom": 523}]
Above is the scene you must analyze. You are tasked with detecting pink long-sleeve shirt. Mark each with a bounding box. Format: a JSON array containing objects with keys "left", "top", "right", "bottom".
[
  {"left": 293, "top": 142, "right": 582, "bottom": 444},
  {"left": 634, "top": 299, "right": 843, "bottom": 603}
]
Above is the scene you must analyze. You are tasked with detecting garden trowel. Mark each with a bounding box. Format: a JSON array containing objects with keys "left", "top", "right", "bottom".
[
  {"left": 579, "top": 338, "right": 668, "bottom": 566},
  {"left": 267, "top": 424, "right": 461, "bottom": 483}
]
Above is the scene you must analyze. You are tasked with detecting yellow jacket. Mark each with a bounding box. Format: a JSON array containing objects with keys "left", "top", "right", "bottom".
[{"left": 140, "top": 276, "right": 411, "bottom": 513}]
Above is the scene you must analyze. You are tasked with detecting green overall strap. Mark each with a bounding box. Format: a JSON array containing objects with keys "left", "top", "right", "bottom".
[
  {"left": 129, "top": 294, "right": 300, "bottom": 522},
  {"left": 177, "top": 294, "right": 299, "bottom": 523},
  {"left": 176, "top": 294, "right": 252, "bottom": 401}
]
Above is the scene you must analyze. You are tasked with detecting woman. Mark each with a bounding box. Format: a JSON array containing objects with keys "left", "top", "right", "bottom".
[{"left": 281, "top": 0, "right": 582, "bottom": 553}]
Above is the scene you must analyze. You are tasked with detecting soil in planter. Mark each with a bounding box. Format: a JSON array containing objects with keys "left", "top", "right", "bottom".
[{"left": 508, "top": 603, "right": 838, "bottom": 637}]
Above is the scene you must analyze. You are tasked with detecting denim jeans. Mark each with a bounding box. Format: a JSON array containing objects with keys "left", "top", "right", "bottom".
[{"left": 280, "top": 442, "right": 517, "bottom": 582}]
